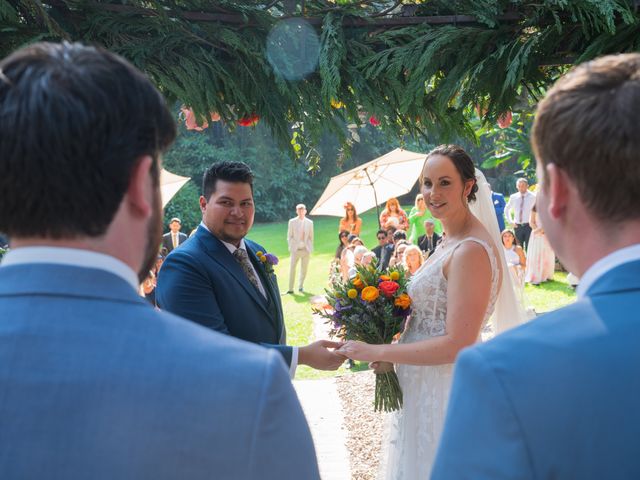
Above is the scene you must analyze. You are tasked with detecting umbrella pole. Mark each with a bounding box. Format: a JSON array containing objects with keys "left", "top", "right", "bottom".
[{"left": 364, "top": 168, "right": 381, "bottom": 228}]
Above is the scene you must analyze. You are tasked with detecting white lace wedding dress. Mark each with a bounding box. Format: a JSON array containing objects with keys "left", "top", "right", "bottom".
[{"left": 378, "top": 237, "right": 500, "bottom": 479}]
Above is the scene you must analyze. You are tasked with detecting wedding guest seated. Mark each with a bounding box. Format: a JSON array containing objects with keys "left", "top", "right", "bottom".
[
  {"left": 339, "top": 202, "right": 362, "bottom": 236},
  {"left": 389, "top": 239, "right": 410, "bottom": 268},
  {"left": 340, "top": 236, "right": 364, "bottom": 281},
  {"left": 348, "top": 245, "right": 369, "bottom": 278},
  {"left": 417, "top": 219, "right": 441, "bottom": 257},
  {"left": 141, "top": 254, "right": 165, "bottom": 307},
  {"left": 379, "top": 197, "right": 409, "bottom": 231},
  {"left": 331, "top": 230, "right": 350, "bottom": 281},
  {"left": 501, "top": 229, "right": 527, "bottom": 303},
  {"left": 379, "top": 226, "right": 397, "bottom": 270},
  {"left": 371, "top": 229, "right": 388, "bottom": 260},
  {"left": 403, "top": 244, "right": 424, "bottom": 276}
]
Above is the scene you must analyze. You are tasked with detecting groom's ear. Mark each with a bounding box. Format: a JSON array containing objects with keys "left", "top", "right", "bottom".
[{"left": 545, "top": 163, "right": 571, "bottom": 221}]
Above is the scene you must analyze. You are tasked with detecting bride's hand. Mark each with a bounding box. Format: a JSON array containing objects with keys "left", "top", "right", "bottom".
[
  {"left": 369, "top": 361, "right": 394, "bottom": 374},
  {"left": 337, "top": 340, "right": 381, "bottom": 362}
]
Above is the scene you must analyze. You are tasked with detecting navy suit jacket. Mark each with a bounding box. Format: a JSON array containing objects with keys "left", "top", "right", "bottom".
[
  {"left": 161, "top": 231, "right": 188, "bottom": 253},
  {"left": 0, "top": 262, "right": 318, "bottom": 479},
  {"left": 432, "top": 259, "right": 640, "bottom": 479},
  {"left": 157, "top": 226, "right": 292, "bottom": 365}
]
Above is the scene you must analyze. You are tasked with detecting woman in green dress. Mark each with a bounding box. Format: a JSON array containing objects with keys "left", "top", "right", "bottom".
[{"left": 408, "top": 193, "right": 443, "bottom": 243}]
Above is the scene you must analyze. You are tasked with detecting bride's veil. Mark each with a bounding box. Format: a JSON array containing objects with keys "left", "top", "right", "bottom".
[{"left": 470, "top": 169, "right": 527, "bottom": 334}]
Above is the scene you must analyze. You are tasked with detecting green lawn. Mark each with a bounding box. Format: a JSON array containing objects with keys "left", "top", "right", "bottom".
[{"left": 251, "top": 209, "right": 577, "bottom": 379}]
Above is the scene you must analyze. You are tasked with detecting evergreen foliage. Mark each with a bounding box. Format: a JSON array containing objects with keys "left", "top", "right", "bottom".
[{"left": 2, "top": 0, "right": 639, "bottom": 158}]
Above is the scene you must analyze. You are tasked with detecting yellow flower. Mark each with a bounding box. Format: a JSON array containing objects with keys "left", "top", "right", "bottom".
[
  {"left": 352, "top": 276, "right": 364, "bottom": 289},
  {"left": 259, "top": 255, "right": 267, "bottom": 263},
  {"left": 347, "top": 289, "right": 358, "bottom": 299},
  {"left": 394, "top": 293, "right": 411, "bottom": 309},
  {"left": 361, "top": 286, "right": 379, "bottom": 302},
  {"left": 256, "top": 251, "right": 264, "bottom": 257},
  {"left": 390, "top": 271, "right": 400, "bottom": 281},
  {"left": 330, "top": 98, "right": 345, "bottom": 109}
]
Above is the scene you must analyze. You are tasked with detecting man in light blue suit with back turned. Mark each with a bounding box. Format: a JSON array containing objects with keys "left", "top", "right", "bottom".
[
  {"left": 0, "top": 42, "right": 319, "bottom": 479},
  {"left": 432, "top": 54, "right": 640, "bottom": 479}
]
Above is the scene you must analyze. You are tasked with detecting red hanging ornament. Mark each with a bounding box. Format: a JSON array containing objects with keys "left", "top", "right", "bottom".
[
  {"left": 497, "top": 111, "right": 513, "bottom": 129},
  {"left": 237, "top": 113, "right": 260, "bottom": 127},
  {"left": 369, "top": 115, "right": 381, "bottom": 127},
  {"left": 209, "top": 111, "right": 221, "bottom": 122}
]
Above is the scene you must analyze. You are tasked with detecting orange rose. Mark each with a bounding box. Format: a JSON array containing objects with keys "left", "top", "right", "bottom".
[
  {"left": 379, "top": 280, "right": 400, "bottom": 298},
  {"left": 394, "top": 293, "right": 411, "bottom": 309},
  {"left": 352, "top": 276, "right": 364, "bottom": 289},
  {"left": 379, "top": 274, "right": 391, "bottom": 281},
  {"left": 361, "top": 286, "right": 379, "bottom": 302}
]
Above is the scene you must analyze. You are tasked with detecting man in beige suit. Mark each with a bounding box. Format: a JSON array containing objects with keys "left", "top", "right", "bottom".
[{"left": 287, "top": 204, "right": 313, "bottom": 294}]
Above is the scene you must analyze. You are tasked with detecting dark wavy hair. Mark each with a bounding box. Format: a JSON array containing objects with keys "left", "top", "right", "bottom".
[
  {"left": 0, "top": 42, "right": 176, "bottom": 238},
  {"left": 202, "top": 161, "right": 254, "bottom": 200}
]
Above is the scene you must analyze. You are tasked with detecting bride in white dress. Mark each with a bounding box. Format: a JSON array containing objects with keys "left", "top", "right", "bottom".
[{"left": 338, "top": 145, "right": 525, "bottom": 479}]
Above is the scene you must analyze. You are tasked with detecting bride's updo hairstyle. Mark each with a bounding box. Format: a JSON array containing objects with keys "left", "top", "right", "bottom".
[{"left": 425, "top": 144, "right": 478, "bottom": 203}]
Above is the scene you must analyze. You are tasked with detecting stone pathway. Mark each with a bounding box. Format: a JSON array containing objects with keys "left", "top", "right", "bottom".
[
  {"left": 293, "top": 294, "right": 351, "bottom": 479},
  {"left": 294, "top": 379, "right": 351, "bottom": 480}
]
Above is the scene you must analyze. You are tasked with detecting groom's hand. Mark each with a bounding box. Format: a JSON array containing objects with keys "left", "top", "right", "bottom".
[{"left": 299, "top": 340, "right": 345, "bottom": 371}]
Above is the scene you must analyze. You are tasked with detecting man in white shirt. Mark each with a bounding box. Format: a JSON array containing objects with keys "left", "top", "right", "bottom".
[
  {"left": 434, "top": 53, "right": 640, "bottom": 479},
  {"left": 286, "top": 204, "right": 314, "bottom": 293},
  {"left": 0, "top": 42, "right": 319, "bottom": 479},
  {"left": 505, "top": 177, "right": 536, "bottom": 249}
]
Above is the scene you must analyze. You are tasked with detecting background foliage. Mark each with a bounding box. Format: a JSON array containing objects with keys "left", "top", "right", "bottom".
[{"left": 3, "top": 0, "right": 640, "bottom": 161}]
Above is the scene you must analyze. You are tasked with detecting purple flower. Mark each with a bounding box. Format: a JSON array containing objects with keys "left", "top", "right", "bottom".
[
  {"left": 334, "top": 300, "right": 352, "bottom": 313},
  {"left": 265, "top": 253, "right": 279, "bottom": 265}
]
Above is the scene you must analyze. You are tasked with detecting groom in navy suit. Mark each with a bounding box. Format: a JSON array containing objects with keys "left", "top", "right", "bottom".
[
  {"left": 157, "top": 161, "right": 344, "bottom": 376},
  {"left": 433, "top": 54, "right": 640, "bottom": 478},
  {"left": 0, "top": 42, "right": 319, "bottom": 479}
]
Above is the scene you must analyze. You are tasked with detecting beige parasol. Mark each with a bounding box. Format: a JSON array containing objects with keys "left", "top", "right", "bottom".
[
  {"left": 310, "top": 148, "right": 427, "bottom": 223},
  {"left": 160, "top": 169, "right": 190, "bottom": 208}
]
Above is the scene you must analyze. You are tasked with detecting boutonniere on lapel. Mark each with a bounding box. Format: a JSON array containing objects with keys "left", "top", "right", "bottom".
[{"left": 256, "top": 250, "right": 279, "bottom": 275}]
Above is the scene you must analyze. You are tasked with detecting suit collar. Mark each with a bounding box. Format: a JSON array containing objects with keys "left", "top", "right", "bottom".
[
  {"left": 586, "top": 259, "right": 640, "bottom": 297},
  {"left": 0, "top": 263, "right": 147, "bottom": 305},
  {"left": 194, "top": 227, "right": 277, "bottom": 321},
  {"left": 578, "top": 244, "right": 640, "bottom": 298},
  {"left": 0, "top": 246, "right": 139, "bottom": 291}
]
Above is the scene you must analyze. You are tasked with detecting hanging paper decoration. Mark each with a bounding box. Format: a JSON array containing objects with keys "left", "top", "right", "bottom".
[
  {"left": 369, "top": 115, "right": 381, "bottom": 127},
  {"left": 181, "top": 107, "right": 208, "bottom": 131},
  {"left": 497, "top": 111, "right": 513, "bottom": 129},
  {"left": 209, "top": 111, "right": 221, "bottom": 122},
  {"left": 331, "top": 99, "right": 345, "bottom": 109},
  {"left": 237, "top": 113, "right": 260, "bottom": 127}
]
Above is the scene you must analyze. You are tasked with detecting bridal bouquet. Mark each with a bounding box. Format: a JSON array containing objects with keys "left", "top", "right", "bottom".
[{"left": 316, "top": 261, "right": 411, "bottom": 412}]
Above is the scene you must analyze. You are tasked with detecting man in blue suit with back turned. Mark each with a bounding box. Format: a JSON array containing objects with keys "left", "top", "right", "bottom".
[
  {"left": 0, "top": 42, "right": 319, "bottom": 479},
  {"left": 157, "top": 161, "right": 344, "bottom": 377},
  {"left": 432, "top": 54, "right": 640, "bottom": 479}
]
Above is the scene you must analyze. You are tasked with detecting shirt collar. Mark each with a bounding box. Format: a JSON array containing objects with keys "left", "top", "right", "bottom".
[
  {"left": 577, "top": 243, "right": 640, "bottom": 299},
  {"left": 1, "top": 246, "right": 139, "bottom": 291}
]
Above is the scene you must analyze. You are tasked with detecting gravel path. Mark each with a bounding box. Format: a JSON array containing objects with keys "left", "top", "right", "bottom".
[
  {"left": 310, "top": 295, "right": 385, "bottom": 479},
  {"left": 335, "top": 371, "right": 385, "bottom": 480}
]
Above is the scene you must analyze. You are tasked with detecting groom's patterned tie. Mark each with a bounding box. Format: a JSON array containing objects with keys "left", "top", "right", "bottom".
[{"left": 233, "top": 248, "right": 261, "bottom": 292}]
